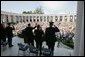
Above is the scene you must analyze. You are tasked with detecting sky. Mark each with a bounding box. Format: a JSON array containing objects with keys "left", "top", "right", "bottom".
[{"left": 1, "top": 1, "right": 77, "bottom": 14}]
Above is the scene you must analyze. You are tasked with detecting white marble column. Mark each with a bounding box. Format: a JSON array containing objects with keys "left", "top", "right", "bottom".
[
  {"left": 2, "top": 14, "right": 7, "bottom": 27},
  {"left": 28, "top": 16, "right": 30, "bottom": 23},
  {"left": 25, "top": 16, "right": 26, "bottom": 23},
  {"left": 74, "top": 1, "right": 84, "bottom": 56},
  {"left": 64, "top": 15, "right": 67, "bottom": 22},
  {"left": 1, "top": 14, "right": 3, "bottom": 23},
  {"left": 23, "top": 16, "right": 25, "bottom": 23},
  {"left": 4, "top": 14, "right": 7, "bottom": 22},
  {"left": 3, "top": 14, "right": 5, "bottom": 22},
  {"left": 67, "top": 15, "right": 70, "bottom": 22},
  {"left": 49, "top": 15, "right": 51, "bottom": 22},
  {"left": 18, "top": 16, "right": 20, "bottom": 23},
  {"left": 8, "top": 15, "right": 11, "bottom": 22},
  {"left": 75, "top": 15, "right": 77, "bottom": 22},
  {"left": 38, "top": 15, "right": 40, "bottom": 23},
  {"left": 58, "top": 15, "right": 60, "bottom": 22},
  {"left": 45, "top": 16, "right": 47, "bottom": 23},
  {"left": 52, "top": 16, "right": 54, "bottom": 22},
  {"left": 13, "top": 15, "right": 16, "bottom": 23}
]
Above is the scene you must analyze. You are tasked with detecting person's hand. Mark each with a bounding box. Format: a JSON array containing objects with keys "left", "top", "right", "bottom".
[{"left": 54, "top": 25, "right": 56, "bottom": 27}]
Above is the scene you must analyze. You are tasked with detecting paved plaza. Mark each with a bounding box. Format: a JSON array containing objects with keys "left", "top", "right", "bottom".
[{"left": 1, "top": 36, "right": 73, "bottom": 56}]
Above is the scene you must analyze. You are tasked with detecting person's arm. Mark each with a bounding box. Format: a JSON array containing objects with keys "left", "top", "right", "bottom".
[
  {"left": 44, "top": 28, "right": 48, "bottom": 41},
  {"left": 32, "top": 23, "right": 37, "bottom": 29},
  {"left": 41, "top": 30, "right": 44, "bottom": 37},
  {"left": 42, "top": 30, "right": 44, "bottom": 35},
  {"left": 54, "top": 25, "right": 60, "bottom": 32},
  {"left": 31, "top": 25, "right": 37, "bottom": 30},
  {"left": 34, "top": 30, "right": 36, "bottom": 36},
  {"left": 11, "top": 25, "right": 15, "bottom": 30},
  {"left": 33, "top": 26, "right": 37, "bottom": 29}
]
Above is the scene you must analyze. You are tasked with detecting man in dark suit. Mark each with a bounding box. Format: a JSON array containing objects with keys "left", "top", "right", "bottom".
[
  {"left": 34, "top": 25, "right": 44, "bottom": 56},
  {"left": 6, "top": 23, "right": 15, "bottom": 47},
  {"left": 23, "top": 23, "right": 37, "bottom": 46},
  {"left": 1, "top": 23, "right": 6, "bottom": 45},
  {"left": 45, "top": 22, "right": 60, "bottom": 56}
]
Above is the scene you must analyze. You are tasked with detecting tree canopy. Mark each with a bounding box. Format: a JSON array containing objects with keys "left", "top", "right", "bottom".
[{"left": 22, "top": 6, "right": 44, "bottom": 14}]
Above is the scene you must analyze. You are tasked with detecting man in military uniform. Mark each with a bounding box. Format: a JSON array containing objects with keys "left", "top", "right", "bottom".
[
  {"left": 45, "top": 22, "right": 60, "bottom": 56},
  {"left": 23, "top": 23, "right": 37, "bottom": 46}
]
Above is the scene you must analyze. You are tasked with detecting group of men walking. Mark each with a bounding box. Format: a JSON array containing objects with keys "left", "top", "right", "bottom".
[
  {"left": 22, "top": 22, "right": 60, "bottom": 56},
  {"left": 1, "top": 21, "right": 60, "bottom": 56}
]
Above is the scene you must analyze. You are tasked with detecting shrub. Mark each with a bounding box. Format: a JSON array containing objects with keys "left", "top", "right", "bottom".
[{"left": 62, "top": 38, "right": 74, "bottom": 49}]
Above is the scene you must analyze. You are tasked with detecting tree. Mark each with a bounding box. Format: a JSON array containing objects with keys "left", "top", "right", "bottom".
[
  {"left": 22, "top": 11, "right": 27, "bottom": 14},
  {"left": 27, "top": 11, "right": 32, "bottom": 14},
  {"left": 22, "top": 11, "right": 33, "bottom": 14},
  {"left": 22, "top": 6, "right": 44, "bottom": 14},
  {"left": 34, "top": 6, "right": 44, "bottom": 14}
]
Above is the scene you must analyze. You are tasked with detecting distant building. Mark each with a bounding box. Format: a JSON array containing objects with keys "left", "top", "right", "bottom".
[
  {"left": 1, "top": 11, "right": 77, "bottom": 33},
  {"left": 1, "top": 11, "right": 77, "bottom": 24}
]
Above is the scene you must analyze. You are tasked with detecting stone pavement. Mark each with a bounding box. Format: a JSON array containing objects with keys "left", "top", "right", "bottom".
[{"left": 1, "top": 36, "right": 73, "bottom": 56}]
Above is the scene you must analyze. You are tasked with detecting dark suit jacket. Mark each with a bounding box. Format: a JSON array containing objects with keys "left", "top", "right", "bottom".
[
  {"left": 6, "top": 26, "right": 15, "bottom": 37},
  {"left": 23, "top": 26, "right": 36, "bottom": 43},
  {"left": 45, "top": 26, "right": 60, "bottom": 45},
  {"left": 34, "top": 29, "right": 44, "bottom": 42},
  {"left": 1, "top": 27, "right": 6, "bottom": 41}
]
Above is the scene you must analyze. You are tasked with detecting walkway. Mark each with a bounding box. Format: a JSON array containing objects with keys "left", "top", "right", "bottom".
[{"left": 1, "top": 36, "right": 73, "bottom": 56}]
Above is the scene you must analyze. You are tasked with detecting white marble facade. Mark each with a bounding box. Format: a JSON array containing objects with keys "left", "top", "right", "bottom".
[{"left": 1, "top": 11, "right": 76, "bottom": 24}]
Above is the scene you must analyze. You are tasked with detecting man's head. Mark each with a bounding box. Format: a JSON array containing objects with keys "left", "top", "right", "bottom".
[
  {"left": 28, "top": 23, "right": 31, "bottom": 27},
  {"left": 49, "top": 22, "right": 54, "bottom": 27},
  {"left": 7, "top": 23, "right": 11, "bottom": 26},
  {"left": 37, "top": 25, "right": 40, "bottom": 29}
]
